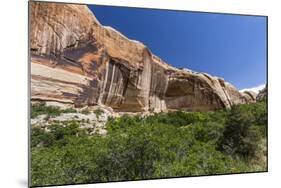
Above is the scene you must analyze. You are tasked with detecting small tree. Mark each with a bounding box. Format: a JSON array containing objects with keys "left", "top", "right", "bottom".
[{"left": 218, "top": 105, "right": 262, "bottom": 159}]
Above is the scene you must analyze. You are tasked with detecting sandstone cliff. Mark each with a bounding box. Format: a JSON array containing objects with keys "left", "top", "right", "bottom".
[
  {"left": 241, "top": 91, "right": 257, "bottom": 103},
  {"left": 30, "top": 2, "right": 255, "bottom": 112},
  {"left": 256, "top": 86, "right": 267, "bottom": 102}
]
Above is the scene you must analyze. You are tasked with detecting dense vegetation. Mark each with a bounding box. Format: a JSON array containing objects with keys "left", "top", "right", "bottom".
[
  {"left": 31, "top": 102, "right": 267, "bottom": 186},
  {"left": 31, "top": 102, "right": 77, "bottom": 118}
]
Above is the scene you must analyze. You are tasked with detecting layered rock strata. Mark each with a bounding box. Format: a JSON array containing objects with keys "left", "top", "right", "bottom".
[
  {"left": 30, "top": 2, "right": 255, "bottom": 112},
  {"left": 256, "top": 86, "right": 267, "bottom": 102}
]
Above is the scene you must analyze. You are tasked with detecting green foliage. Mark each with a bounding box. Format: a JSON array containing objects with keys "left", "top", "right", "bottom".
[
  {"left": 94, "top": 108, "right": 103, "bottom": 118},
  {"left": 81, "top": 108, "right": 91, "bottom": 115},
  {"left": 31, "top": 137, "right": 98, "bottom": 186},
  {"left": 31, "top": 102, "right": 77, "bottom": 118},
  {"left": 185, "top": 121, "right": 224, "bottom": 144},
  {"left": 218, "top": 102, "right": 267, "bottom": 159},
  {"left": 31, "top": 121, "right": 85, "bottom": 148},
  {"left": 31, "top": 102, "right": 61, "bottom": 118},
  {"left": 31, "top": 127, "right": 55, "bottom": 147},
  {"left": 154, "top": 143, "right": 236, "bottom": 177},
  {"left": 31, "top": 102, "right": 267, "bottom": 186},
  {"left": 62, "top": 108, "right": 77, "bottom": 113},
  {"left": 145, "top": 111, "right": 211, "bottom": 127}
]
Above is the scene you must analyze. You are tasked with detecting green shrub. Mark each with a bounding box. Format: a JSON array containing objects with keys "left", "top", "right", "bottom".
[
  {"left": 31, "top": 127, "right": 55, "bottom": 147},
  {"left": 153, "top": 143, "right": 235, "bottom": 177},
  {"left": 31, "top": 102, "right": 61, "bottom": 118},
  {"left": 62, "top": 108, "right": 77, "bottom": 113},
  {"left": 31, "top": 102, "right": 267, "bottom": 186},
  {"left": 145, "top": 111, "right": 211, "bottom": 127},
  {"left": 31, "top": 103, "right": 77, "bottom": 118},
  {"left": 31, "top": 137, "right": 98, "bottom": 186},
  {"left": 81, "top": 108, "right": 91, "bottom": 115},
  {"left": 31, "top": 121, "right": 84, "bottom": 148},
  {"left": 185, "top": 122, "right": 224, "bottom": 144},
  {"left": 218, "top": 103, "right": 265, "bottom": 159},
  {"left": 94, "top": 108, "right": 103, "bottom": 118}
]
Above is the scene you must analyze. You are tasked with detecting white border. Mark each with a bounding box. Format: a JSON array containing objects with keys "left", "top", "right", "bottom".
[{"left": 1, "top": 0, "right": 280, "bottom": 188}]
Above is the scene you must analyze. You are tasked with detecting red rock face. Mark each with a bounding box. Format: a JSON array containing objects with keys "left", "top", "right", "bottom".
[{"left": 30, "top": 2, "right": 254, "bottom": 112}]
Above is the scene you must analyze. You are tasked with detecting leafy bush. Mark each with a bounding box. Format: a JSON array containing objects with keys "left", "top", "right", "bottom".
[
  {"left": 218, "top": 103, "right": 267, "bottom": 159},
  {"left": 31, "top": 102, "right": 267, "bottom": 186},
  {"left": 31, "top": 102, "right": 61, "bottom": 118},
  {"left": 94, "top": 108, "right": 103, "bottom": 118},
  {"left": 62, "top": 108, "right": 77, "bottom": 113},
  {"left": 81, "top": 108, "right": 91, "bottom": 115},
  {"left": 145, "top": 111, "right": 211, "bottom": 127},
  {"left": 31, "top": 127, "right": 55, "bottom": 147},
  {"left": 31, "top": 102, "right": 77, "bottom": 118},
  {"left": 31, "top": 121, "right": 85, "bottom": 148},
  {"left": 153, "top": 143, "right": 237, "bottom": 177},
  {"left": 185, "top": 122, "right": 224, "bottom": 144}
]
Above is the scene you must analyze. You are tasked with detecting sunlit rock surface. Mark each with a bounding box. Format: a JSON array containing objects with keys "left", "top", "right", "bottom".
[
  {"left": 256, "top": 86, "right": 267, "bottom": 102},
  {"left": 30, "top": 2, "right": 255, "bottom": 112}
]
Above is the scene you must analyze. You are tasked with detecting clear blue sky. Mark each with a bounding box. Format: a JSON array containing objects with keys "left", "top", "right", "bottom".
[{"left": 88, "top": 5, "right": 267, "bottom": 90}]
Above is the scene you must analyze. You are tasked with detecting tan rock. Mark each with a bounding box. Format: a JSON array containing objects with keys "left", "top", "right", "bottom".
[
  {"left": 30, "top": 2, "right": 253, "bottom": 112},
  {"left": 256, "top": 86, "right": 267, "bottom": 102},
  {"left": 241, "top": 91, "right": 257, "bottom": 103}
]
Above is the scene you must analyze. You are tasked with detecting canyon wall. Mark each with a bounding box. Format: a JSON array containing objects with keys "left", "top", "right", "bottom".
[{"left": 30, "top": 2, "right": 255, "bottom": 112}]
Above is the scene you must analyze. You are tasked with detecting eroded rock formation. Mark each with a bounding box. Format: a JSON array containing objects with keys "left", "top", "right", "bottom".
[
  {"left": 241, "top": 91, "right": 257, "bottom": 103},
  {"left": 257, "top": 86, "right": 267, "bottom": 102},
  {"left": 30, "top": 2, "right": 255, "bottom": 112}
]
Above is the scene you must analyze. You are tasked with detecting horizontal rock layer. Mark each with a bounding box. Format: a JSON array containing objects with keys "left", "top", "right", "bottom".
[{"left": 30, "top": 2, "right": 255, "bottom": 112}]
